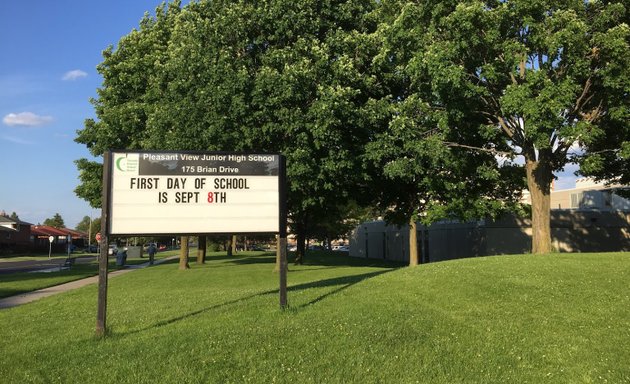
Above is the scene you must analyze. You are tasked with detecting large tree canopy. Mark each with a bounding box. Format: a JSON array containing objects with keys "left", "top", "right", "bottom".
[
  {"left": 75, "top": 0, "right": 382, "bottom": 262},
  {"left": 374, "top": 0, "right": 630, "bottom": 253},
  {"left": 76, "top": 0, "right": 629, "bottom": 258}
]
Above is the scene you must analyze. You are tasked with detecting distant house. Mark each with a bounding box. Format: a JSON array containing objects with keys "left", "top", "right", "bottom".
[
  {"left": 62, "top": 228, "right": 89, "bottom": 248},
  {"left": 31, "top": 225, "right": 69, "bottom": 247},
  {"left": 30, "top": 225, "right": 88, "bottom": 251},
  {"left": 0, "top": 216, "right": 33, "bottom": 249}
]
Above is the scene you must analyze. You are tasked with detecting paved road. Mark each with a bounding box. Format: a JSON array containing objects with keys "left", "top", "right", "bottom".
[
  {"left": 0, "top": 255, "right": 98, "bottom": 274},
  {"left": 0, "top": 255, "right": 178, "bottom": 309}
]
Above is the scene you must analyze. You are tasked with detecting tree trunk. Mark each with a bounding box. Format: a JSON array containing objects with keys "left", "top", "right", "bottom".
[
  {"left": 525, "top": 150, "right": 553, "bottom": 254},
  {"left": 226, "top": 234, "right": 233, "bottom": 257},
  {"left": 197, "top": 236, "right": 206, "bottom": 264},
  {"left": 294, "top": 222, "right": 306, "bottom": 265},
  {"left": 409, "top": 219, "right": 419, "bottom": 266},
  {"left": 179, "top": 236, "right": 190, "bottom": 270},
  {"left": 231, "top": 235, "right": 237, "bottom": 255}
]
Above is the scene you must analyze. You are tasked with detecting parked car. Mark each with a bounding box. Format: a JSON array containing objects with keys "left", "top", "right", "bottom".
[
  {"left": 108, "top": 244, "right": 118, "bottom": 255},
  {"left": 334, "top": 245, "right": 350, "bottom": 252},
  {"left": 84, "top": 244, "right": 98, "bottom": 253}
]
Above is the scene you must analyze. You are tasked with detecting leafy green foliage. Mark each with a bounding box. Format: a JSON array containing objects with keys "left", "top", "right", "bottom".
[
  {"left": 75, "top": 216, "right": 101, "bottom": 243},
  {"left": 74, "top": 0, "right": 629, "bottom": 254},
  {"left": 43, "top": 213, "right": 65, "bottom": 229},
  {"left": 74, "top": 0, "right": 382, "bottom": 251},
  {"left": 370, "top": 0, "right": 629, "bottom": 247},
  {"left": 74, "top": 158, "right": 103, "bottom": 208}
]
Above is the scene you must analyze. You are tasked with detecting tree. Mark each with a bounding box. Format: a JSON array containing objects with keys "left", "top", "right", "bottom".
[
  {"left": 179, "top": 236, "right": 190, "bottom": 270},
  {"left": 226, "top": 235, "right": 235, "bottom": 257},
  {"left": 74, "top": 0, "right": 382, "bottom": 266},
  {"left": 76, "top": 216, "right": 101, "bottom": 243},
  {"left": 74, "top": 159, "right": 103, "bottom": 209},
  {"left": 75, "top": 1, "right": 182, "bottom": 207},
  {"left": 43, "top": 213, "right": 65, "bottom": 229},
  {"left": 197, "top": 236, "right": 206, "bottom": 264},
  {"left": 76, "top": 216, "right": 91, "bottom": 232},
  {"left": 246, "top": 0, "right": 384, "bottom": 263},
  {"left": 574, "top": 2, "right": 630, "bottom": 187},
  {"left": 375, "top": 0, "right": 630, "bottom": 254},
  {"left": 580, "top": 136, "right": 630, "bottom": 193}
]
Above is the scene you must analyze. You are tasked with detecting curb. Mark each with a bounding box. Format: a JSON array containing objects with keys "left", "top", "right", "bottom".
[{"left": 0, "top": 255, "right": 179, "bottom": 310}]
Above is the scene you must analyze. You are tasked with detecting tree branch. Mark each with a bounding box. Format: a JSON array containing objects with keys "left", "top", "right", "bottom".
[
  {"left": 573, "top": 77, "right": 592, "bottom": 114},
  {"left": 580, "top": 99, "right": 605, "bottom": 123},
  {"left": 497, "top": 116, "right": 515, "bottom": 139},
  {"left": 443, "top": 141, "right": 515, "bottom": 158}
]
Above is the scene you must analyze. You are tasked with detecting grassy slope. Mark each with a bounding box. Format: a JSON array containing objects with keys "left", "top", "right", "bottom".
[{"left": 0, "top": 252, "right": 628, "bottom": 383}]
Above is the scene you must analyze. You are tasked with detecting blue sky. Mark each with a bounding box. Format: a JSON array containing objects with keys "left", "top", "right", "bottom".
[
  {"left": 0, "top": 1, "right": 580, "bottom": 229},
  {"left": 0, "top": 1, "right": 186, "bottom": 227}
]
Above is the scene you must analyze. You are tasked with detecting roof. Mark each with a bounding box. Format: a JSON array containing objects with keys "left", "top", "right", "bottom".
[
  {"left": 30, "top": 226, "right": 88, "bottom": 238},
  {"left": 0, "top": 216, "right": 33, "bottom": 226},
  {"left": 31, "top": 225, "right": 69, "bottom": 237},
  {"left": 62, "top": 228, "right": 88, "bottom": 238}
]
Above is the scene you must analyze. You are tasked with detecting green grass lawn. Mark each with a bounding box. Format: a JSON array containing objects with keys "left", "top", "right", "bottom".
[{"left": 0, "top": 251, "right": 628, "bottom": 383}]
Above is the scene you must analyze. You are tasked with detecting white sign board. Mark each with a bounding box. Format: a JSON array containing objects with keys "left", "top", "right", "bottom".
[{"left": 108, "top": 151, "right": 282, "bottom": 235}]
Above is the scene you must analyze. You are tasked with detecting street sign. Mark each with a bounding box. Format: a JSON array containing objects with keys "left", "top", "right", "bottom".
[
  {"left": 95, "top": 232, "right": 102, "bottom": 242},
  {"left": 48, "top": 236, "right": 54, "bottom": 259}
]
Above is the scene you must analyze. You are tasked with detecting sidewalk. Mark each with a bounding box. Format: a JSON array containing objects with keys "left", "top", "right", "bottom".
[{"left": 0, "top": 255, "right": 178, "bottom": 310}]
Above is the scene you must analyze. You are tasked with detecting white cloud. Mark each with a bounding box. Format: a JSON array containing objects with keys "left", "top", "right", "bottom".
[
  {"left": 3, "top": 112, "right": 53, "bottom": 127},
  {"left": 62, "top": 69, "right": 88, "bottom": 81}
]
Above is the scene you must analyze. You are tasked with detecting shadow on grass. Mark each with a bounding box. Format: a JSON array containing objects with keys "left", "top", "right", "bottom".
[
  {"left": 290, "top": 251, "right": 406, "bottom": 269},
  {"left": 289, "top": 270, "right": 393, "bottom": 308},
  {"left": 116, "top": 268, "right": 398, "bottom": 338},
  {"left": 200, "top": 251, "right": 404, "bottom": 269}
]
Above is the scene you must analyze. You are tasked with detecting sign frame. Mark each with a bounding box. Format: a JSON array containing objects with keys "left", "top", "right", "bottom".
[
  {"left": 95, "top": 150, "right": 288, "bottom": 337},
  {"left": 107, "top": 150, "right": 284, "bottom": 236}
]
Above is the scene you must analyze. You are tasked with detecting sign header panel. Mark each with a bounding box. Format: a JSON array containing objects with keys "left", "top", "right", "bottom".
[{"left": 109, "top": 151, "right": 281, "bottom": 235}]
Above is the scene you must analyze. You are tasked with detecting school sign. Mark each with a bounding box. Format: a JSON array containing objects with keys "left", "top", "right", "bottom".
[
  {"left": 96, "top": 151, "right": 288, "bottom": 337},
  {"left": 109, "top": 151, "right": 284, "bottom": 235}
]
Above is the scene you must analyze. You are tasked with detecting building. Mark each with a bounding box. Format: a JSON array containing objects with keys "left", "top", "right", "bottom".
[
  {"left": 522, "top": 178, "right": 630, "bottom": 211},
  {"left": 350, "top": 179, "right": 630, "bottom": 262},
  {"left": 0, "top": 210, "right": 89, "bottom": 254},
  {"left": 30, "top": 225, "right": 88, "bottom": 252},
  {"left": 0, "top": 215, "right": 33, "bottom": 250}
]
